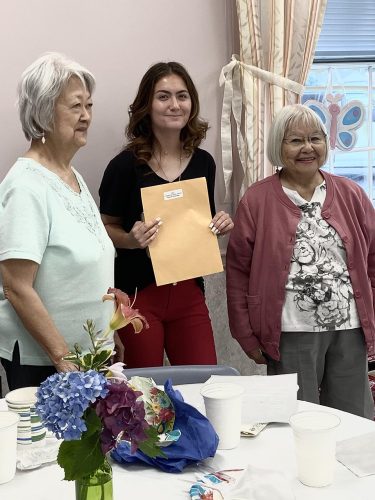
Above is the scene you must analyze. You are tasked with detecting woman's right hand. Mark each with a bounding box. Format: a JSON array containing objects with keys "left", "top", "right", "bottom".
[
  {"left": 128, "top": 218, "right": 162, "bottom": 249},
  {"left": 246, "top": 348, "right": 267, "bottom": 365},
  {"left": 54, "top": 359, "right": 78, "bottom": 372}
]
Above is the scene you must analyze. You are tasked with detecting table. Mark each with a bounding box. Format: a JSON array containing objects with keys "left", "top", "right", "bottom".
[{"left": 1, "top": 383, "right": 375, "bottom": 500}]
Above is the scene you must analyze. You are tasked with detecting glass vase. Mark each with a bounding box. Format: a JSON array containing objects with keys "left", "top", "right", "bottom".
[{"left": 75, "top": 458, "right": 113, "bottom": 500}]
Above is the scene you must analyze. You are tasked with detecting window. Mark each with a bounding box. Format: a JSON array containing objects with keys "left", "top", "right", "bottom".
[
  {"left": 302, "top": 64, "right": 375, "bottom": 202},
  {"left": 302, "top": 0, "right": 375, "bottom": 203}
]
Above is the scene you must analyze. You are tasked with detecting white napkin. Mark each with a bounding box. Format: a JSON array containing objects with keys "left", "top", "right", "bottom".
[
  {"left": 16, "top": 437, "right": 60, "bottom": 470},
  {"left": 189, "top": 465, "right": 294, "bottom": 500},
  {"left": 228, "top": 465, "right": 295, "bottom": 500},
  {"left": 336, "top": 431, "right": 375, "bottom": 477}
]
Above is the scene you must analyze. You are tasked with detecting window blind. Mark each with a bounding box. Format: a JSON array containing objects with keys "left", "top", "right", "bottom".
[{"left": 315, "top": 0, "right": 375, "bottom": 62}]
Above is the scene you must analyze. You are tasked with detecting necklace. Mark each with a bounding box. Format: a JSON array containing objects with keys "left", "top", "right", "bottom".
[{"left": 153, "top": 148, "right": 183, "bottom": 183}]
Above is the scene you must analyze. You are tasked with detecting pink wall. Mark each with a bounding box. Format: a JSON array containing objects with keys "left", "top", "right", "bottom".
[{"left": 0, "top": 0, "right": 234, "bottom": 207}]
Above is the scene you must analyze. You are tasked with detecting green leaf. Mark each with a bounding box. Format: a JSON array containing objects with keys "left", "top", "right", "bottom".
[
  {"left": 63, "top": 354, "right": 77, "bottom": 361},
  {"left": 73, "top": 343, "right": 82, "bottom": 354},
  {"left": 82, "top": 353, "right": 94, "bottom": 367},
  {"left": 57, "top": 432, "right": 104, "bottom": 481},
  {"left": 84, "top": 407, "right": 102, "bottom": 437},
  {"left": 91, "top": 349, "right": 112, "bottom": 369},
  {"left": 138, "top": 427, "right": 165, "bottom": 459},
  {"left": 57, "top": 409, "right": 104, "bottom": 480}
]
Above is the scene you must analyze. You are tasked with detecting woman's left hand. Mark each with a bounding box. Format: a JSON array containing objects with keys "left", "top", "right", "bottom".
[{"left": 209, "top": 211, "right": 234, "bottom": 236}]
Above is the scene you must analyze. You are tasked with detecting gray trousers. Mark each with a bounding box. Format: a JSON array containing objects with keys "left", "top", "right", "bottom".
[{"left": 267, "top": 328, "right": 374, "bottom": 420}]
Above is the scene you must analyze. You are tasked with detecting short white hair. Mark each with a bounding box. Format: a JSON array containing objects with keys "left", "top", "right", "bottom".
[
  {"left": 18, "top": 52, "right": 95, "bottom": 141},
  {"left": 266, "top": 104, "right": 329, "bottom": 168}
]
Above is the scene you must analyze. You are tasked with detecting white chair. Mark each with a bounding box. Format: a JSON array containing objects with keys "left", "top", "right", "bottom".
[{"left": 123, "top": 364, "right": 240, "bottom": 385}]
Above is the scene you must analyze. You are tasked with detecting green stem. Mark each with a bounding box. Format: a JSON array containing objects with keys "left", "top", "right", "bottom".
[{"left": 100, "top": 326, "right": 112, "bottom": 340}]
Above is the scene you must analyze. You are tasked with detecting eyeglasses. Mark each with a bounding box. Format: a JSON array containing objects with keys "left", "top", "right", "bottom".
[{"left": 283, "top": 135, "right": 326, "bottom": 148}]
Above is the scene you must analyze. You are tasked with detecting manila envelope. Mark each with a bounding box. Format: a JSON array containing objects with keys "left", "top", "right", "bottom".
[{"left": 141, "top": 177, "right": 223, "bottom": 286}]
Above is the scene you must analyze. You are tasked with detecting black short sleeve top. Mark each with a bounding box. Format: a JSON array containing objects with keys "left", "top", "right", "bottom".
[{"left": 99, "top": 148, "right": 216, "bottom": 294}]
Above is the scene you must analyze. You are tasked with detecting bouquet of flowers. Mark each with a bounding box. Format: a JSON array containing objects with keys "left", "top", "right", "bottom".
[{"left": 35, "top": 288, "right": 163, "bottom": 484}]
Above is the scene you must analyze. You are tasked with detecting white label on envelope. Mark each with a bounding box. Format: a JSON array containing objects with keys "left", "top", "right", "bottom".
[{"left": 163, "top": 188, "right": 183, "bottom": 201}]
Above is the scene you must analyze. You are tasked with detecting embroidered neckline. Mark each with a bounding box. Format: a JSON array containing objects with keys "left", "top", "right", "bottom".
[{"left": 19, "top": 158, "right": 105, "bottom": 249}]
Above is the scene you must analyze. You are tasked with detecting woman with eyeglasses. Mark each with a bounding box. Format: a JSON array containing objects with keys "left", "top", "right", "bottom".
[{"left": 226, "top": 103, "right": 375, "bottom": 418}]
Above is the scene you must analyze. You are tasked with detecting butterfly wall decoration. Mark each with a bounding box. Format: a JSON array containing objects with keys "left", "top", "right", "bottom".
[{"left": 304, "top": 94, "right": 365, "bottom": 151}]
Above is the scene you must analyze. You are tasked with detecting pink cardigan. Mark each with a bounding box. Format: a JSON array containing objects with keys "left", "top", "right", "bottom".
[{"left": 226, "top": 170, "right": 375, "bottom": 360}]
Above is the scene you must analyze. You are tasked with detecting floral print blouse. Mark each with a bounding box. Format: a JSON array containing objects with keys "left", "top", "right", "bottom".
[{"left": 281, "top": 181, "right": 360, "bottom": 332}]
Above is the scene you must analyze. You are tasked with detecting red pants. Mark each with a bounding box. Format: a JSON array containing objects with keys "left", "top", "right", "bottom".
[{"left": 118, "top": 279, "right": 217, "bottom": 367}]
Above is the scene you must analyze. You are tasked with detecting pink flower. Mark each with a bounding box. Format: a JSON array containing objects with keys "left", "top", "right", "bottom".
[{"left": 103, "top": 287, "right": 149, "bottom": 333}]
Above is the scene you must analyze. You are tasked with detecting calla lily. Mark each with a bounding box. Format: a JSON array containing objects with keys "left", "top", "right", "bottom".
[{"left": 102, "top": 287, "right": 149, "bottom": 337}]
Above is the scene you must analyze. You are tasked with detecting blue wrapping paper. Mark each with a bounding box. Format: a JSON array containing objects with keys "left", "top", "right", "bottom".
[{"left": 111, "top": 379, "right": 219, "bottom": 472}]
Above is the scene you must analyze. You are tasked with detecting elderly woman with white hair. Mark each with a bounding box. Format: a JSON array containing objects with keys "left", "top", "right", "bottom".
[
  {"left": 0, "top": 53, "right": 115, "bottom": 390},
  {"left": 226, "top": 103, "right": 375, "bottom": 418}
]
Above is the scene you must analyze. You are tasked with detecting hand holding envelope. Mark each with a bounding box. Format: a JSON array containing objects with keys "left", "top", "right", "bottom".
[{"left": 141, "top": 177, "right": 223, "bottom": 286}]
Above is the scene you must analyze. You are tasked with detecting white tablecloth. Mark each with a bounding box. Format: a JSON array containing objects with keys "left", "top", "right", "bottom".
[{"left": 1, "top": 383, "right": 375, "bottom": 500}]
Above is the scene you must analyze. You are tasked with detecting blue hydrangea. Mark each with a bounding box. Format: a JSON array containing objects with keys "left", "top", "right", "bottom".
[{"left": 35, "top": 370, "right": 108, "bottom": 440}]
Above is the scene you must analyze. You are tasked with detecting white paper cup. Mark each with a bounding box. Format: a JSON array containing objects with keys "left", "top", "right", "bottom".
[
  {"left": 5, "top": 387, "right": 46, "bottom": 447},
  {"left": 290, "top": 411, "right": 340, "bottom": 487},
  {"left": 200, "top": 382, "right": 244, "bottom": 450},
  {"left": 0, "top": 411, "right": 19, "bottom": 484}
]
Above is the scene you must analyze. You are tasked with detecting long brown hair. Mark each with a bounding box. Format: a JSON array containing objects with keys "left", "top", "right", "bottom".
[{"left": 126, "top": 62, "right": 208, "bottom": 162}]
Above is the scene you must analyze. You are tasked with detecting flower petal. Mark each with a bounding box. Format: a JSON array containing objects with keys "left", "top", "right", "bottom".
[
  {"left": 131, "top": 318, "right": 147, "bottom": 333},
  {"left": 102, "top": 294, "right": 115, "bottom": 302},
  {"left": 106, "top": 288, "right": 148, "bottom": 334},
  {"left": 107, "top": 362, "right": 127, "bottom": 380}
]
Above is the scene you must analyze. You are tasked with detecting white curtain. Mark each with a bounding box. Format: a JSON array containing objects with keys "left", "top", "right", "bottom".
[{"left": 220, "top": 0, "right": 327, "bottom": 204}]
